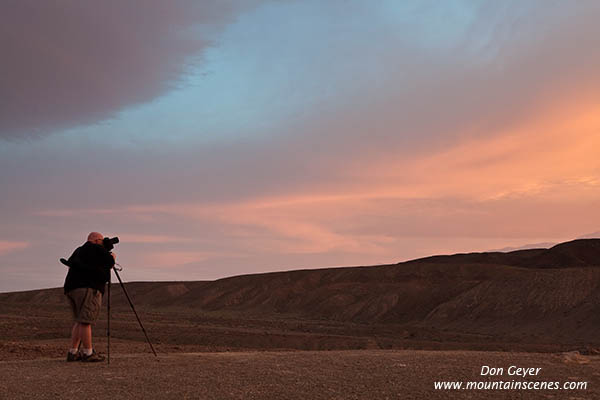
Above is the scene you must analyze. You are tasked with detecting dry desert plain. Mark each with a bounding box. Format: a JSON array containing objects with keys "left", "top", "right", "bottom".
[{"left": 1, "top": 349, "right": 599, "bottom": 399}]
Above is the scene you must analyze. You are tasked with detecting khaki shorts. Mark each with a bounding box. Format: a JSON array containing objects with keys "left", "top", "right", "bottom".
[{"left": 66, "top": 288, "right": 102, "bottom": 324}]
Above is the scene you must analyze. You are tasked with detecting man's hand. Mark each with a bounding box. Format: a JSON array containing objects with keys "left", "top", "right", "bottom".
[{"left": 111, "top": 252, "right": 116, "bottom": 260}]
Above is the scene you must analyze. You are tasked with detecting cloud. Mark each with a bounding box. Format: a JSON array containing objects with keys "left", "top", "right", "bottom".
[
  {"left": 34, "top": 208, "right": 118, "bottom": 217},
  {"left": 25, "top": 91, "right": 600, "bottom": 260},
  {"left": 5, "top": 1, "right": 600, "bottom": 209},
  {"left": 118, "top": 234, "right": 195, "bottom": 245},
  {"left": 578, "top": 232, "right": 600, "bottom": 239},
  {"left": 351, "top": 100, "right": 600, "bottom": 202},
  {"left": 240, "top": 0, "right": 600, "bottom": 168},
  {"left": 140, "top": 251, "right": 216, "bottom": 268},
  {"left": 0, "top": 0, "right": 263, "bottom": 140},
  {"left": 0, "top": 241, "right": 29, "bottom": 256}
]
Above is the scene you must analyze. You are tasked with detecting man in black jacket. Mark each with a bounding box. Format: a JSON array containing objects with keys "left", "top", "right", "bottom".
[{"left": 64, "top": 232, "right": 115, "bottom": 362}]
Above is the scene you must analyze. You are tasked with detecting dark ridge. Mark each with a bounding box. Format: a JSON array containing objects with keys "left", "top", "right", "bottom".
[
  {"left": 403, "top": 248, "right": 547, "bottom": 267},
  {"left": 532, "top": 239, "right": 600, "bottom": 267},
  {"left": 402, "top": 238, "right": 600, "bottom": 268}
]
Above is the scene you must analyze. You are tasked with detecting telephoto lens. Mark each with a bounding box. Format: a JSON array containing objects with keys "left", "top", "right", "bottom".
[{"left": 103, "top": 237, "right": 119, "bottom": 251}]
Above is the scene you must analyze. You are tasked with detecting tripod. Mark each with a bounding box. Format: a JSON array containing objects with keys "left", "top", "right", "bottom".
[{"left": 106, "top": 263, "right": 157, "bottom": 364}]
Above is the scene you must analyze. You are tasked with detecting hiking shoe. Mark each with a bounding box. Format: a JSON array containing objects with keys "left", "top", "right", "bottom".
[
  {"left": 66, "top": 351, "right": 81, "bottom": 362},
  {"left": 80, "top": 350, "right": 105, "bottom": 363}
]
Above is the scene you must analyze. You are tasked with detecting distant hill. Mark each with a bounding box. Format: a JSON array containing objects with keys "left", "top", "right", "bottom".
[
  {"left": 2, "top": 238, "right": 600, "bottom": 346},
  {"left": 488, "top": 242, "right": 556, "bottom": 252},
  {"left": 578, "top": 231, "right": 600, "bottom": 239},
  {"left": 411, "top": 239, "right": 600, "bottom": 268}
]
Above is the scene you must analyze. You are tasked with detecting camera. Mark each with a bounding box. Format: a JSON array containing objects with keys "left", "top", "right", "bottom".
[{"left": 103, "top": 236, "right": 119, "bottom": 251}]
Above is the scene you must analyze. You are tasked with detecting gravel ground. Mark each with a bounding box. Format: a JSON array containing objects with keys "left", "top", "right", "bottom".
[{"left": 1, "top": 350, "right": 598, "bottom": 399}]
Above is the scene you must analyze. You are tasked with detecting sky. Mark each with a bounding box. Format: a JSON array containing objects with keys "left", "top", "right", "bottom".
[{"left": 1, "top": 0, "right": 599, "bottom": 292}]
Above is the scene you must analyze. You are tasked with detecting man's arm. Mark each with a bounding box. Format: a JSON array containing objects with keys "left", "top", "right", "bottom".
[
  {"left": 66, "top": 244, "right": 114, "bottom": 270},
  {"left": 66, "top": 247, "right": 90, "bottom": 270},
  {"left": 103, "top": 248, "right": 116, "bottom": 268}
]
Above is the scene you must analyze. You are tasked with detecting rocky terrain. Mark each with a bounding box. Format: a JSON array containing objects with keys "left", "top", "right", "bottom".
[{"left": 2, "top": 239, "right": 600, "bottom": 359}]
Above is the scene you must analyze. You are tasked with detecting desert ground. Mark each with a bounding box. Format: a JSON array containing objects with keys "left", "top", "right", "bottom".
[
  {"left": 1, "top": 350, "right": 598, "bottom": 399},
  {"left": 0, "top": 299, "right": 598, "bottom": 399}
]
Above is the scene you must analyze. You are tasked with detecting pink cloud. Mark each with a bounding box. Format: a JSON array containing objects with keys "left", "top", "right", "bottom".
[
  {"left": 118, "top": 234, "right": 194, "bottom": 245},
  {"left": 0, "top": 241, "right": 29, "bottom": 256},
  {"left": 140, "top": 251, "right": 215, "bottom": 268}
]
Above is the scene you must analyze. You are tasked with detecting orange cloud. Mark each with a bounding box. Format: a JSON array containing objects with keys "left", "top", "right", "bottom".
[
  {"left": 29, "top": 99, "right": 599, "bottom": 263},
  {"left": 350, "top": 98, "right": 600, "bottom": 203}
]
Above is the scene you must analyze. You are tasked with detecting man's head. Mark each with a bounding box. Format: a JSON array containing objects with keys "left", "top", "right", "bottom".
[{"left": 87, "top": 232, "right": 104, "bottom": 245}]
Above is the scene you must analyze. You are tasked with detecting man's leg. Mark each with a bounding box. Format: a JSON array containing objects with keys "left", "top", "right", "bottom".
[
  {"left": 79, "top": 322, "right": 104, "bottom": 361},
  {"left": 80, "top": 323, "right": 93, "bottom": 353},
  {"left": 67, "top": 321, "right": 82, "bottom": 361},
  {"left": 77, "top": 289, "right": 104, "bottom": 361},
  {"left": 70, "top": 322, "right": 81, "bottom": 350}
]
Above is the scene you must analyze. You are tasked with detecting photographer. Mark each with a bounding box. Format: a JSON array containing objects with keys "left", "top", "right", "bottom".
[{"left": 63, "top": 232, "right": 115, "bottom": 362}]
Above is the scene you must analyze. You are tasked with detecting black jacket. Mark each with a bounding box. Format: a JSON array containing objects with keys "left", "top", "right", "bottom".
[{"left": 63, "top": 241, "right": 115, "bottom": 294}]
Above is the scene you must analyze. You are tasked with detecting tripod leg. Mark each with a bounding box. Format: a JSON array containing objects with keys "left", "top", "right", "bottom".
[
  {"left": 107, "top": 272, "right": 111, "bottom": 365},
  {"left": 113, "top": 268, "right": 157, "bottom": 357}
]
